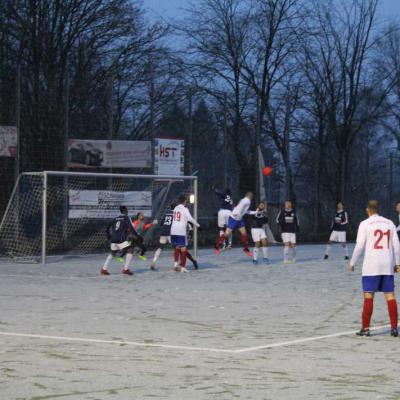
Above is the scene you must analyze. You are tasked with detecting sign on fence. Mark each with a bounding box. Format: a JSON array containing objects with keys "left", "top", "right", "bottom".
[
  {"left": 68, "top": 190, "right": 152, "bottom": 219},
  {"left": 67, "top": 139, "right": 152, "bottom": 169},
  {"left": 0, "top": 126, "right": 17, "bottom": 157},
  {"left": 154, "top": 138, "right": 185, "bottom": 176}
]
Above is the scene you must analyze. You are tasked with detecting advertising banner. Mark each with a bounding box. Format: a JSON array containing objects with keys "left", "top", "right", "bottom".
[
  {"left": 154, "top": 138, "right": 185, "bottom": 176},
  {"left": 67, "top": 139, "right": 151, "bottom": 169},
  {"left": 68, "top": 190, "right": 152, "bottom": 219}
]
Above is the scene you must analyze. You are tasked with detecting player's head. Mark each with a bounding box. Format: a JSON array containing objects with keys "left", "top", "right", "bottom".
[
  {"left": 396, "top": 202, "right": 400, "bottom": 213},
  {"left": 366, "top": 200, "right": 379, "bottom": 216},
  {"left": 246, "top": 191, "right": 253, "bottom": 200},
  {"left": 225, "top": 188, "right": 231, "bottom": 196},
  {"left": 170, "top": 202, "right": 177, "bottom": 210},
  {"left": 336, "top": 201, "right": 344, "bottom": 211},
  {"left": 178, "top": 195, "right": 187, "bottom": 205},
  {"left": 258, "top": 201, "right": 265, "bottom": 210},
  {"left": 120, "top": 206, "right": 128, "bottom": 215},
  {"left": 136, "top": 212, "right": 145, "bottom": 221},
  {"left": 284, "top": 200, "right": 292, "bottom": 210}
]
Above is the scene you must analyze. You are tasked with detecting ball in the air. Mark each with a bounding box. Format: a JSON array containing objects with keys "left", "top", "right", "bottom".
[{"left": 262, "top": 166, "right": 273, "bottom": 176}]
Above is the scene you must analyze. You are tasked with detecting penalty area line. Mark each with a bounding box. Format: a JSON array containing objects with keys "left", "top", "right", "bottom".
[
  {"left": 0, "top": 331, "right": 236, "bottom": 354},
  {"left": 233, "top": 324, "right": 392, "bottom": 353},
  {"left": 0, "top": 325, "right": 391, "bottom": 355}
]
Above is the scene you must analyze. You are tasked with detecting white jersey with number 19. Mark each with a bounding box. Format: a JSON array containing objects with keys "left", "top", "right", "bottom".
[
  {"left": 170, "top": 204, "right": 200, "bottom": 236},
  {"left": 350, "top": 214, "right": 400, "bottom": 276}
]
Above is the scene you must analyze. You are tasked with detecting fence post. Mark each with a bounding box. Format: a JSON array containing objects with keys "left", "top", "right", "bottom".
[{"left": 41, "top": 172, "right": 48, "bottom": 264}]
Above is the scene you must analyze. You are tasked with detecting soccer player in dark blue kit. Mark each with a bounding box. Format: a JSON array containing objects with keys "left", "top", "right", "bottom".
[
  {"left": 101, "top": 206, "right": 143, "bottom": 276},
  {"left": 324, "top": 201, "right": 349, "bottom": 260},
  {"left": 212, "top": 186, "right": 233, "bottom": 250},
  {"left": 276, "top": 201, "right": 300, "bottom": 263}
]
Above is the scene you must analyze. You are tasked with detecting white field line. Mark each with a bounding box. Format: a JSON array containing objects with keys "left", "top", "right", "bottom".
[{"left": 0, "top": 324, "right": 391, "bottom": 355}]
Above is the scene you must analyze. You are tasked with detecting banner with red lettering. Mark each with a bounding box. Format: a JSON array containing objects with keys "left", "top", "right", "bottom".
[{"left": 154, "top": 138, "right": 184, "bottom": 176}]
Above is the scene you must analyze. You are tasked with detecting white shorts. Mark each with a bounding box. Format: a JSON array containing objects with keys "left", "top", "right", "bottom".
[
  {"left": 281, "top": 233, "right": 296, "bottom": 244},
  {"left": 218, "top": 209, "right": 232, "bottom": 228},
  {"left": 251, "top": 228, "right": 267, "bottom": 242},
  {"left": 110, "top": 241, "right": 131, "bottom": 251},
  {"left": 159, "top": 236, "right": 171, "bottom": 245},
  {"left": 329, "top": 231, "right": 346, "bottom": 243}
]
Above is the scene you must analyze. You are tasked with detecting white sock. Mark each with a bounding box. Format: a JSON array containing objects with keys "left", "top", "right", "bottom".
[
  {"left": 103, "top": 254, "right": 113, "bottom": 270},
  {"left": 284, "top": 246, "right": 290, "bottom": 261},
  {"left": 325, "top": 244, "right": 331, "bottom": 256},
  {"left": 124, "top": 253, "right": 133, "bottom": 270},
  {"left": 253, "top": 247, "right": 259, "bottom": 261},
  {"left": 292, "top": 247, "right": 296, "bottom": 259},
  {"left": 153, "top": 248, "right": 162, "bottom": 263},
  {"left": 262, "top": 246, "right": 269, "bottom": 258},
  {"left": 343, "top": 244, "right": 349, "bottom": 257}
]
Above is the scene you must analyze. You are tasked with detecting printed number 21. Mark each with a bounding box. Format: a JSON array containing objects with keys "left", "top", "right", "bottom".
[{"left": 374, "top": 229, "right": 390, "bottom": 249}]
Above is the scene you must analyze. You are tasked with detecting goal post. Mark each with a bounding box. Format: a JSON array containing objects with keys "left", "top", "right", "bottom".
[{"left": 0, "top": 171, "right": 198, "bottom": 264}]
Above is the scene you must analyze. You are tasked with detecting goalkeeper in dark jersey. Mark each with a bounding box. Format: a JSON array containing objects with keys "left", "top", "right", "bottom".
[{"left": 101, "top": 206, "right": 143, "bottom": 276}]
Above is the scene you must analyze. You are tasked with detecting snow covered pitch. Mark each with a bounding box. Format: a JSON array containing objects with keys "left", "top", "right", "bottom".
[{"left": 0, "top": 244, "right": 399, "bottom": 399}]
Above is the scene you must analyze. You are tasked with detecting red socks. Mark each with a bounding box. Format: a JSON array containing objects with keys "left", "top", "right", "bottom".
[
  {"left": 174, "top": 248, "right": 180, "bottom": 262},
  {"left": 362, "top": 298, "right": 374, "bottom": 329},
  {"left": 181, "top": 250, "right": 188, "bottom": 268},
  {"left": 387, "top": 299, "right": 398, "bottom": 329},
  {"left": 240, "top": 233, "right": 249, "bottom": 248}
]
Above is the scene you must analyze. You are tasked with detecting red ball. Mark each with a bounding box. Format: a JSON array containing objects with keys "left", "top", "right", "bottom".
[{"left": 262, "top": 166, "right": 273, "bottom": 176}]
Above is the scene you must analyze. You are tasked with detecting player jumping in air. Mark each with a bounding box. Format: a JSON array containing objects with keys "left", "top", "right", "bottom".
[
  {"left": 101, "top": 206, "right": 143, "bottom": 276},
  {"left": 170, "top": 195, "right": 200, "bottom": 273},
  {"left": 150, "top": 204, "right": 199, "bottom": 270},
  {"left": 215, "top": 192, "right": 253, "bottom": 256},
  {"left": 249, "top": 201, "right": 270, "bottom": 265},
  {"left": 276, "top": 201, "right": 299, "bottom": 263},
  {"left": 324, "top": 201, "right": 349, "bottom": 260},
  {"left": 349, "top": 200, "right": 400, "bottom": 337},
  {"left": 212, "top": 186, "right": 233, "bottom": 250}
]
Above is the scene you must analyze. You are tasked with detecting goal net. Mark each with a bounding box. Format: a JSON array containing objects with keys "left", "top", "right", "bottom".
[{"left": 0, "top": 171, "right": 198, "bottom": 263}]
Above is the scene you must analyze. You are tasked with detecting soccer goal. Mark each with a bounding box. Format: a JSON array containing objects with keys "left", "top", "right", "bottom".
[{"left": 0, "top": 171, "right": 198, "bottom": 264}]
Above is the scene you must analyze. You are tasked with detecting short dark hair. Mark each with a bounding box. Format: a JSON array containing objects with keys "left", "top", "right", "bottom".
[
  {"left": 120, "top": 205, "right": 128, "bottom": 214},
  {"left": 178, "top": 195, "right": 187, "bottom": 204},
  {"left": 170, "top": 203, "right": 177, "bottom": 210},
  {"left": 367, "top": 200, "right": 379, "bottom": 213}
]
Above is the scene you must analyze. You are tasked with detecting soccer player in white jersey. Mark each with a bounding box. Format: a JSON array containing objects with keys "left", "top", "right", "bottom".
[
  {"left": 349, "top": 200, "right": 400, "bottom": 337},
  {"left": 324, "top": 201, "right": 349, "bottom": 260},
  {"left": 214, "top": 191, "right": 253, "bottom": 257},
  {"left": 170, "top": 195, "right": 200, "bottom": 273}
]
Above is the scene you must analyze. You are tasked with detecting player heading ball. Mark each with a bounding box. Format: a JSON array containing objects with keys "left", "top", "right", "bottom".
[{"left": 349, "top": 200, "right": 400, "bottom": 337}]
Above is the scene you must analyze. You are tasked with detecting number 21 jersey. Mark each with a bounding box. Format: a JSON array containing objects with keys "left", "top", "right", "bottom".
[{"left": 352, "top": 215, "right": 400, "bottom": 276}]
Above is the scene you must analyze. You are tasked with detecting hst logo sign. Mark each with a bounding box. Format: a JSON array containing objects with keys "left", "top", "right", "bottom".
[{"left": 159, "top": 143, "right": 178, "bottom": 159}]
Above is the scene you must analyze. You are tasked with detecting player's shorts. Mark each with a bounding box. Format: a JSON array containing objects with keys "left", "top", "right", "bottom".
[
  {"left": 281, "top": 233, "right": 296, "bottom": 244},
  {"left": 218, "top": 209, "right": 232, "bottom": 229},
  {"left": 110, "top": 241, "right": 131, "bottom": 251},
  {"left": 159, "top": 236, "right": 171, "bottom": 245},
  {"left": 329, "top": 231, "right": 346, "bottom": 243},
  {"left": 227, "top": 216, "right": 245, "bottom": 230},
  {"left": 362, "top": 275, "right": 394, "bottom": 293},
  {"left": 251, "top": 228, "right": 267, "bottom": 242},
  {"left": 171, "top": 235, "right": 187, "bottom": 248}
]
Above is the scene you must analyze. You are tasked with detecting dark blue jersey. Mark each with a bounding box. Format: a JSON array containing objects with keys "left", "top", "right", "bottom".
[
  {"left": 332, "top": 210, "right": 348, "bottom": 232},
  {"left": 107, "top": 214, "right": 138, "bottom": 244},
  {"left": 251, "top": 210, "right": 269, "bottom": 228},
  {"left": 276, "top": 209, "right": 299, "bottom": 233},
  {"left": 159, "top": 211, "right": 173, "bottom": 236},
  {"left": 213, "top": 188, "right": 233, "bottom": 210}
]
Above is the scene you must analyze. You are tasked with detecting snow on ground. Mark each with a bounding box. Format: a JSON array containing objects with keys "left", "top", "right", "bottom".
[{"left": 0, "top": 244, "right": 399, "bottom": 399}]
